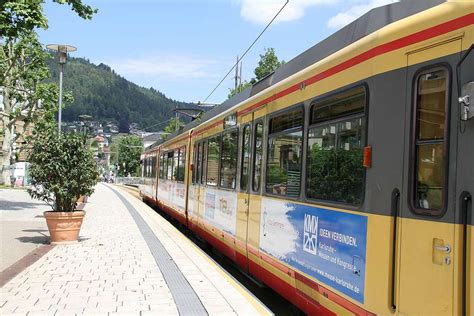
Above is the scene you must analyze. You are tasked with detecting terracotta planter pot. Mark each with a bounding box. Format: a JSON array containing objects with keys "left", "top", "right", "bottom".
[{"left": 43, "top": 211, "right": 86, "bottom": 244}]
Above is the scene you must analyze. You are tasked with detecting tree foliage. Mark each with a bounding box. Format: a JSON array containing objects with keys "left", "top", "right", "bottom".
[
  {"left": 1, "top": 0, "right": 96, "bottom": 185},
  {"left": 307, "top": 145, "right": 364, "bottom": 205},
  {"left": 46, "top": 57, "right": 193, "bottom": 131},
  {"left": 117, "top": 135, "right": 142, "bottom": 177},
  {"left": 0, "top": 0, "right": 97, "bottom": 39},
  {"left": 161, "top": 117, "right": 185, "bottom": 139},
  {"left": 228, "top": 47, "right": 285, "bottom": 98},
  {"left": 28, "top": 123, "right": 99, "bottom": 211},
  {"left": 254, "top": 48, "right": 285, "bottom": 81}
]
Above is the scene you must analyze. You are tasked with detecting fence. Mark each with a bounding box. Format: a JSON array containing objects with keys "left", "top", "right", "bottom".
[{"left": 115, "top": 177, "right": 144, "bottom": 186}]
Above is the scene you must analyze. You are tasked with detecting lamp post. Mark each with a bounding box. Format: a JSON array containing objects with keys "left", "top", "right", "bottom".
[{"left": 46, "top": 44, "right": 77, "bottom": 134}]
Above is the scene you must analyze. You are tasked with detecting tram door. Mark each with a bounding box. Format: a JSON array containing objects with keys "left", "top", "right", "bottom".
[
  {"left": 398, "top": 39, "right": 462, "bottom": 315},
  {"left": 236, "top": 111, "right": 255, "bottom": 271}
]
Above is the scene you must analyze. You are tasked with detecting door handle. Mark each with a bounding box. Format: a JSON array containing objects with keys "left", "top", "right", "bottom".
[{"left": 433, "top": 245, "right": 451, "bottom": 253}]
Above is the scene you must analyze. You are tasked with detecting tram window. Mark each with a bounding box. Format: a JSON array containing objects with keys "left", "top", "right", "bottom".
[
  {"left": 196, "top": 143, "right": 202, "bottom": 184},
  {"left": 220, "top": 129, "right": 238, "bottom": 189},
  {"left": 167, "top": 151, "right": 174, "bottom": 180},
  {"left": 143, "top": 158, "right": 147, "bottom": 177},
  {"left": 152, "top": 156, "right": 156, "bottom": 178},
  {"left": 413, "top": 69, "right": 448, "bottom": 213},
  {"left": 265, "top": 107, "right": 303, "bottom": 197},
  {"left": 207, "top": 136, "right": 220, "bottom": 186},
  {"left": 241, "top": 125, "right": 251, "bottom": 191},
  {"left": 202, "top": 140, "right": 208, "bottom": 184},
  {"left": 177, "top": 146, "right": 186, "bottom": 182},
  {"left": 252, "top": 122, "right": 263, "bottom": 192},
  {"left": 173, "top": 149, "right": 179, "bottom": 181},
  {"left": 266, "top": 130, "right": 302, "bottom": 197},
  {"left": 306, "top": 87, "right": 366, "bottom": 205},
  {"left": 192, "top": 144, "right": 197, "bottom": 184},
  {"left": 160, "top": 153, "right": 165, "bottom": 179}
]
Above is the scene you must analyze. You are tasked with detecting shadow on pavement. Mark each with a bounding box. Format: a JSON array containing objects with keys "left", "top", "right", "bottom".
[
  {"left": 0, "top": 199, "right": 48, "bottom": 211},
  {"left": 16, "top": 236, "right": 49, "bottom": 245},
  {"left": 22, "top": 229, "right": 48, "bottom": 233}
]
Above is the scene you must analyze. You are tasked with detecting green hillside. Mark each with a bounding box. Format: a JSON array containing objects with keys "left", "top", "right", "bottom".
[{"left": 47, "top": 57, "right": 192, "bottom": 132}]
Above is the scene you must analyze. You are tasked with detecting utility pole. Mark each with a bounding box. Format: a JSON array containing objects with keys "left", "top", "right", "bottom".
[{"left": 234, "top": 55, "right": 241, "bottom": 91}]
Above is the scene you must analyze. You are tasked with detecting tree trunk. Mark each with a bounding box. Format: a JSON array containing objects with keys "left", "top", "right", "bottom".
[
  {"left": 1, "top": 115, "right": 13, "bottom": 186},
  {"left": 1, "top": 83, "right": 13, "bottom": 186}
]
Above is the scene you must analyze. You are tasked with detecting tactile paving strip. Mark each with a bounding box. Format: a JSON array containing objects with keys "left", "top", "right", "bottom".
[{"left": 109, "top": 186, "right": 208, "bottom": 315}]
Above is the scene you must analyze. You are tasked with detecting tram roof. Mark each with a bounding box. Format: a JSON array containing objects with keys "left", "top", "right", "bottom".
[{"left": 148, "top": 0, "right": 446, "bottom": 152}]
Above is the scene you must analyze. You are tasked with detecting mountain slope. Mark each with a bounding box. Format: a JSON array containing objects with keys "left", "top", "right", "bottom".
[{"left": 48, "top": 57, "right": 192, "bottom": 132}]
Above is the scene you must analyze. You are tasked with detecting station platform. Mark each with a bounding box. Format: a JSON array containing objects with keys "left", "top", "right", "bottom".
[{"left": 0, "top": 184, "right": 272, "bottom": 315}]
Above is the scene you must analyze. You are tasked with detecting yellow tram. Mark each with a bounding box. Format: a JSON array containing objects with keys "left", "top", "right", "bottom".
[{"left": 140, "top": 1, "right": 474, "bottom": 314}]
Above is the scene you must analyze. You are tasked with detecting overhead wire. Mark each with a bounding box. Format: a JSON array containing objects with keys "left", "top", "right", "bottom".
[{"left": 202, "top": 0, "right": 290, "bottom": 103}]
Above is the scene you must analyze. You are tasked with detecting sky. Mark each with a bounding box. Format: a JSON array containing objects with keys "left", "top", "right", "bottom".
[{"left": 39, "top": 0, "right": 398, "bottom": 104}]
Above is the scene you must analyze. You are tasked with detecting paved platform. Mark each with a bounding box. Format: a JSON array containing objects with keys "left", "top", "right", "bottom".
[
  {"left": 0, "top": 184, "right": 272, "bottom": 315},
  {"left": 0, "top": 189, "right": 50, "bottom": 272}
]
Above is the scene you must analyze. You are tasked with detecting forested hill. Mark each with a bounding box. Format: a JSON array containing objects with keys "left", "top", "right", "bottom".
[{"left": 47, "top": 57, "right": 193, "bottom": 132}]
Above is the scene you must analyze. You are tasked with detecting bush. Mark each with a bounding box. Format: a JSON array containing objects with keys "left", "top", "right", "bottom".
[{"left": 28, "top": 124, "right": 99, "bottom": 211}]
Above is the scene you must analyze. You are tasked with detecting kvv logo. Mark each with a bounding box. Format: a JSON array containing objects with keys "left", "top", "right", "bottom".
[{"left": 303, "top": 214, "right": 318, "bottom": 255}]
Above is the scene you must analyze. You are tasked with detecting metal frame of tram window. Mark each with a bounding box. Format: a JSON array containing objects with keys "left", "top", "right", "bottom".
[
  {"left": 408, "top": 63, "right": 452, "bottom": 217},
  {"left": 302, "top": 83, "right": 370, "bottom": 211},
  {"left": 262, "top": 103, "right": 305, "bottom": 202}
]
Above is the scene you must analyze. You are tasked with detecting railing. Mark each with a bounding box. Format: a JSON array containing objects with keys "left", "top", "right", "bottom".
[{"left": 115, "top": 177, "right": 144, "bottom": 186}]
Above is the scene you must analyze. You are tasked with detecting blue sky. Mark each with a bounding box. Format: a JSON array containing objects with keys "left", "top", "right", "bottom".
[{"left": 39, "top": 0, "right": 397, "bottom": 104}]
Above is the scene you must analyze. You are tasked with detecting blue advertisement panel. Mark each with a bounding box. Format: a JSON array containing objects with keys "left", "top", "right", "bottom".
[{"left": 260, "top": 198, "right": 368, "bottom": 303}]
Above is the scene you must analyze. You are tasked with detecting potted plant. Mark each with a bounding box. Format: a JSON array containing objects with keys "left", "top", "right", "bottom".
[{"left": 28, "top": 124, "right": 98, "bottom": 244}]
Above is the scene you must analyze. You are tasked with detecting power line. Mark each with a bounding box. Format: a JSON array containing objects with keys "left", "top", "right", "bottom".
[
  {"left": 142, "top": 117, "right": 174, "bottom": 132},
  {"left": 203, "top": 0, "right": 289, "bottom": 103}
]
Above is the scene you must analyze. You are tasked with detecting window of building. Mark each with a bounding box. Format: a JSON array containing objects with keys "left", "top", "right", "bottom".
[
  {"left": 306, "top": 86, "right": 366, "bottom": 205},
  {"left": 252, "top": 122, "right": 263, "bottom": 192},
  {"left": 265, "top": 107, "right": 303, "bottom": 197},
  {"left": 220, "top": 129, "right": 238, "bottom": 189},
  {"left": 413, "top": 68, "right": 448, "bottom": 213},
  {"left": 206, "top": 136, "right": 220, "bottom": 186},
  {"left": 241, "top": 125, "right": 251, "bottom": 191}
]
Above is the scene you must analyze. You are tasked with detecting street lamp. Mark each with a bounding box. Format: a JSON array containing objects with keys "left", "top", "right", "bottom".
[{"left": 46, "top": 44, "right": 77, "bottom": 134}]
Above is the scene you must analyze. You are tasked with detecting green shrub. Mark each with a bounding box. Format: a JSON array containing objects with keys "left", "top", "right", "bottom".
[{"left": 28, "top": 125, "right": 99, "bottom": 211}]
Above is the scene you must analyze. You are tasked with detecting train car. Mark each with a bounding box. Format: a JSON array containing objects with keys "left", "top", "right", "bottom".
[{"left": 141, "top": 1, "right": 474, "bottom": 315}]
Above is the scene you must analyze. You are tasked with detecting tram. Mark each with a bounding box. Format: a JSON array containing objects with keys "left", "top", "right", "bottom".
[{"left": 140, "top": 1, "right": 474, "bottom": 314}]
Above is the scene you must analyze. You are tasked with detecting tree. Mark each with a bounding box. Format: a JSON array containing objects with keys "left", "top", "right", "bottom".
[
  {"left": 254, "top": 47, "right": 285, "bottom": 81},
  {"left": 161, "top": 117, "right": 185, "bottom": 139},
  {"left": 228, "top": 47, "right": 285, "bottom": 99},
  {"left": 27, "top": 123, "right": 98, "bottom": 211},
  {"left": 228, "top": 81, "right": 252, "bottom": 99},
  {"left": 117, "top": 135, "right": 142, "bottom": 177},
  {"left": 0, "top": 0, "right": 97, "bottom": 185}
]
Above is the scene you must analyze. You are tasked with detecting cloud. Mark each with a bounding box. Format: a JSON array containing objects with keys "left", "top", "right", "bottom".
[
  {"left": 236, "top": 0, "right": 338, "bottom": 25},
  {"left": 106, "top": 54, "right": 226, "bottom": 81},
  {"left": 327, "top": 0, "right": 399, "bottom": 29}
]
